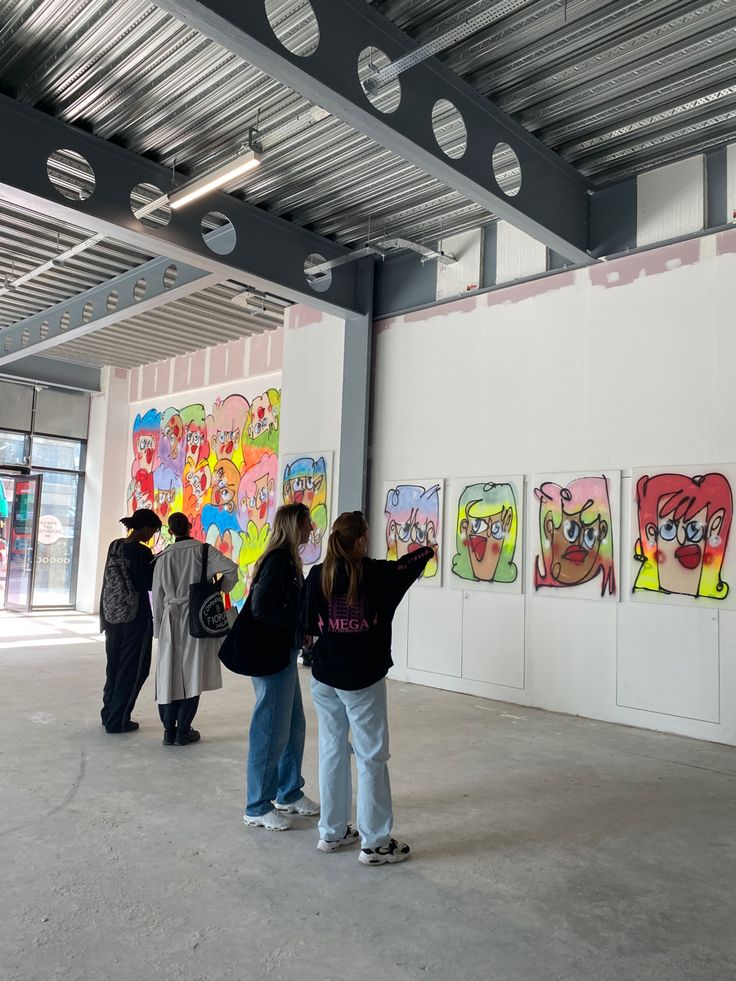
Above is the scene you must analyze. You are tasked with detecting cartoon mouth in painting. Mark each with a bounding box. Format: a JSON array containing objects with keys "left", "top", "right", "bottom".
[
  {"left": 563, "top": 545, "right": 588, "bottom": 564},
  {"left": 259, "top": 503, "right": 268, "bottom": 520},
  {"left": 293, "top": 491, "right": 304, "bottom": 504},
  {"left": 469, "top": 535, "right": 488, "bottom": 562},
  {"left": 146, "top": 448, "right": 154, "bottom": 465},
  {"left": 160, "top": 502, "right": 169, "bottom": 517},
  {"left": 407, "top": 542, "right": 425, "bottom": 554},
  {"left": 675, "top": 544, "right": 702, "bottom": 570}
]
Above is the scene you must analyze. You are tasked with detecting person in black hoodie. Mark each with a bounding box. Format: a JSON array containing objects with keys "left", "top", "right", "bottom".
[
  {"left": 243, "top": 503, "right": 320, "bottom": 832},
  {"left": 302, "top": 510, "right": 433, "bottom": 865},
  {"left": 100, "top": 508, "right": 162, "bottom": 734}
]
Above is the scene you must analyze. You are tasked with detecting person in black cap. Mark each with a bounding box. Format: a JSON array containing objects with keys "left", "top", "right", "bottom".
[{"left": 99, "top": 508, "right": 162, "bottom": 734}]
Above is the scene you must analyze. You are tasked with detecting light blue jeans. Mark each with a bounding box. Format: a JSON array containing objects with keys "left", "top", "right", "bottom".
[
  {"left": 311, "top": 676, "right": 392, "bottom": 849},
  {"left": 245, "top": 650, "right": 306, "bottom": 817}
]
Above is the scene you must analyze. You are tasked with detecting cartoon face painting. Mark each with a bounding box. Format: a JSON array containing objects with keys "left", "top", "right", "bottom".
[
  {"left": 132, "top": 409, "right": 160, "bottom": 473},
  {"left": 159, "top": 409, "right": 185, "bottom": 474},
  {"left": 453, "top": 482, "right": 519, "bottom": 584},
  {"left": 212, "top": 459, "right": 240, "bottom": 511},
  {"left": 384, "top": 483, "right": 440, "bottom": 579},
  {"left": 633, "top": 473, "right": 732, "bottom": 600},
  {"left": 282, "top": 456, "right": 326, "bottom": 511},
  {"left": 128, "top": 470, "right": 154, "bottom": 512},
  {"left": 247, "top": 392, "right": 279, "bottom": 441},
  {"left": 534, "top": 476, "right": 615, "bottom": 596},
  {"left": 154, "top": 466, "right": 179, "bottom": 521},
  {"left": 207, "top": 395, "right": 248, "bottom": 463},
  {"left": 238, "top": 453, "right": 277, "bottom": 535}
]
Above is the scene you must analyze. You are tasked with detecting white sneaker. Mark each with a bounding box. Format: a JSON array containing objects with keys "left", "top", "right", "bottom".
[
  {"left": 274, "top": 795, "right": 320, "bottom": 816},
  {"left": 358, "top": 838, "right": 411, "bottom": 866},
  {"left": 317, "top": 825, "right": 360, "bottom": 853},
  {"left": 243, "top": 809, "right": 292, "bottom": 832}
]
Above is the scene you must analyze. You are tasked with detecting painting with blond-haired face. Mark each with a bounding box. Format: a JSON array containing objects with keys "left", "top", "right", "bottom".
[
  {"left": 449, "top": 477, "right": 523, "bottom": 594},
  {"left": 530, "top": 471, "right": 620, "bottom": 601}
]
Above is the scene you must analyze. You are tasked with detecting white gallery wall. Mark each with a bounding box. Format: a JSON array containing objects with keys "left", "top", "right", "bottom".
[{"left": 370, "top": 227, "right": 736, "bottom": 746}]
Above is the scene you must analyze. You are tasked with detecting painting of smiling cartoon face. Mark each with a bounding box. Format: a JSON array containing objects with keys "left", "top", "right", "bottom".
[
  {"left": 450, "top": 480, "right": 521, "bottom": 591},
  {"left": 384, "top": 481, "right": 443, "bottom": 583}
]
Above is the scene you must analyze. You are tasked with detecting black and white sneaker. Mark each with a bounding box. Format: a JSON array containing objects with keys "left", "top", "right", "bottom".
[
  {"left": 317, "top": 825, "right": 360, "bottom": 853},
  {"left": 358, "top": 838, "right": 411, "bottom": 866}
]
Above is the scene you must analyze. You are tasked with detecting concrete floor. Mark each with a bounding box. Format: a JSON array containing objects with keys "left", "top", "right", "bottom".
[{"left": 2, "top": 611, "right": 736, "bottom": 981}]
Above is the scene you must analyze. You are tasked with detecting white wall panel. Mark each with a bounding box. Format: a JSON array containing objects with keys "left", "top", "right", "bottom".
[
  {"left": 638, "top": 156, "right": 704, "bottom": 246},
  {"left": 496, "top": 221, "right": 547, "bottom": 284}
]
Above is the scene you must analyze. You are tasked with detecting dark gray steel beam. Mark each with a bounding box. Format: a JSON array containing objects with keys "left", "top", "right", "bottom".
[
  {"left": 156, "top": 0, "right": 592, "bottom": 263},
  {"left": 0, "top": 232, "right": 231, "bottom": 366},
  {"left": 0, "top": 353, "right": 101, "bottom": 392},
  {"left": 0, "top": 95, "right": 362, "bottom": 317}
]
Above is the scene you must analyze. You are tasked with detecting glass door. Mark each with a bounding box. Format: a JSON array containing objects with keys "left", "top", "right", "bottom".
[
  {"left": 0, "top": 474, "right": 13, "bottom": 607},
  {"left": 5, "top": 475, "right": 42, "bottom": 612}
]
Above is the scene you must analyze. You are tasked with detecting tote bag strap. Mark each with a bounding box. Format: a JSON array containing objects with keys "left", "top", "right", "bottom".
[{"left": 200, "top": 542, "right": 210, "bottom": 583}]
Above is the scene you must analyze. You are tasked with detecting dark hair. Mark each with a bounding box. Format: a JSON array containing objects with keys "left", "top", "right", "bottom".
[
  {"left": 120, "top": 508, "right": 162, "bottom": 532},
  {"left": 168, "top": 512, "right": 191, "bottom": 538},
  {"left": 321, "top": 511, "right": 368, "bottom": 606}
]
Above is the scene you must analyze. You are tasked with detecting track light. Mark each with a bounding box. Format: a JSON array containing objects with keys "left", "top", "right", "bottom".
[{"left": 168, "top": 148, "right": 262, "bottom": 211}]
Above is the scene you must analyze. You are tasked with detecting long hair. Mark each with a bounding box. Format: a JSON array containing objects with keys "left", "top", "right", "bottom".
[
  {"left": 253, "top": 503, "right": 309, "bottom": 578},
  {"left": 321, "top": 511, "right": 368, "bottom": 606}
]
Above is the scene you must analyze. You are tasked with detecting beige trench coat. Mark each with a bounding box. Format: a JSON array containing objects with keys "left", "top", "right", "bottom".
[{"left": 152, "top": 539, "right": 238, "bottom": 703}]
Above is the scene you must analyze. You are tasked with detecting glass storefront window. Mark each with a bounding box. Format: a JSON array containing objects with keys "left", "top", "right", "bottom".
[
  {"left": 31, "top": 472, "right": 82, "bottom": 607},
  {"left": 32, "top": 436, "right": 83, "bottom": 471},
  {"left": 0, "top": 431, "right": 29, "bottom": 467}
]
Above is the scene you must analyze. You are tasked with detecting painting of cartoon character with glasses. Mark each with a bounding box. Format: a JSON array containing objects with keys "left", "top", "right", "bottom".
[
  {"left": 534, "top": 476, "right": 616, "bottom": 597},
  {"left": 452, "top": 481, "right": 519, "bottom": 586}
]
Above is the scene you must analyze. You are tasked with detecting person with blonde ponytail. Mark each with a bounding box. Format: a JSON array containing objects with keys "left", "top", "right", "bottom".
[
  {"left": 243, "top": 503, "right": 320, "bottom": 832},
  {"left": 302, "top": 510, "right": 434, "bottom": 865}
]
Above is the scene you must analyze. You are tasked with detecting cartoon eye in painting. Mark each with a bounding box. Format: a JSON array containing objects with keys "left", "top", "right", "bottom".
[
  {"left": 633, "top": 472, "right": 732, "bottom": 600},
  {"left": 452, "top": 482, "right": 518, "bottom": 585},
  {"left": 384, "top": 483, "right": 440, "bottom": 580},
  {"left": 534, "top": 476, "right": 615, "bottom": 597}
]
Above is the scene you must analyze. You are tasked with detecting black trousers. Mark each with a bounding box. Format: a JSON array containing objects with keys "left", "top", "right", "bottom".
[
  {"left": 101, "top": 620, "right": 152, "bottom": 733},
  {"left": 158, "top": 696, "right": 200, "bottom": 733}
]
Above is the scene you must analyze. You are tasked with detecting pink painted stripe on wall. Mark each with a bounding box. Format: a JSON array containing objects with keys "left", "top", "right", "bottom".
[
  {"left": 128, "top": 367, "right": 140, "bottom": 402},
  {"left": 173, "top": 354, "right": 189, "bottom": 393},
  {"left": 269, "top": 328, "right": 283, "bottom": 370},
  {"left": 189, "top": 349, "right": 205, "bottom": 389},
  {"left": 226, "top": 338, "right": 246, "bottom": 381},
  {"left": 141, "top": 363, "right": 156, "bottom": 400},
  {"left": 287, "top": 305, "right": 323, "bottom": 330},
  {"left": 209, "top": 344, "right": 228, "bottom": 385},
  {"left": 154, "top": 360, "right": 171, "bottom": 397},
  {"left": 249, "top": 333, "right": 269, "bottom": 375}
]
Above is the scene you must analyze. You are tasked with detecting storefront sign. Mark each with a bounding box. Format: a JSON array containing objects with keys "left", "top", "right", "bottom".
[{"left": 38, "top": 514, "right": 63, "bottom": 546}]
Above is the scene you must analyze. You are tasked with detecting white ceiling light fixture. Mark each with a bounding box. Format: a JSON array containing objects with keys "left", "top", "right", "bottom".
[{"left": 168, "top": 147, "right": 262, "bottom": 211}]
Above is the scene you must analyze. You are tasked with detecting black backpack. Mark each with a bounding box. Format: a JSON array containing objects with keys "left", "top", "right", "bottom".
[{"left": 101, "top": 540, "right": 139, "bottom": 625}]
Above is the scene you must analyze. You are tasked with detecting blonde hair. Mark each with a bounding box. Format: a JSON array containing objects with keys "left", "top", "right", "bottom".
[
  {"left": 321, "top": 511, "right": 368, "bottom": 607},
  {"left": 254, "top": 503, "right": 309, "bottom": 578}
]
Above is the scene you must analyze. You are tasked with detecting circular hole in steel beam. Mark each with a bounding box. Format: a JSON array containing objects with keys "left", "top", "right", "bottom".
[
  {"left": 82, "top": 301, "right": 94, "bottom": 323},
  {"left": 40, "top": 321, "right": 49, "bottom": 340},
  {"left": 134, "top": 278, "right": 147, "bottom": 302},
  {"left": 358, "top": 47, "right": 401, "bottom": 114},
  {"left": 46, "top": 149, "right": 95, "bottom": 201},
  {"left": 431, "top": 98, "right": 467, "bottom": 159},
  {"left": 3, "top": 337, "right": 12, "bottom": 354},
  {"left": 163, "top": 264, "right": 178, "bottom": 289},
  {"left": 264, "top": 0, "right": 320, "bottom": 57},
  {"left": 21, "top": 329, "right": 30, "bottom": 347},
  {"left": 202, "top": 212, "right": 236, "bottom": 255},
  {"left": 106, "top": 290, "right": 119, "bottom": 312},
  {"left": 131, "top": 182, "right": 171, "bottom": 228},
  {"left": 60, "top": 311, "right": 71, "bottom": 332},
  {"left": 492, "top": 142, "right": 522, "bottom": 197},
  {"left": 304, "top": 252, "right": 332, "bottom": 293}
]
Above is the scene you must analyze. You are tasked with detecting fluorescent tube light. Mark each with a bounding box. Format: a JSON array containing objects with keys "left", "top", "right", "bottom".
[{"left": 168, "top": 149, "right": 262, "bottom": 210}]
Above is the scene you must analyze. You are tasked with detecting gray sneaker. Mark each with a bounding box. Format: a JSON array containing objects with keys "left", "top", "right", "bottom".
[
  {"left": 317, "top": 825, "right": 360, "bottom": 853},
  {"left": 274, "top": 794, "right": 320, "bottom": 816},
  {"left": 358, "top": 838, "right": 411, "bottom": 866},
  {"left": 243, "top": 809, "right": 292, "bottom": 832}
]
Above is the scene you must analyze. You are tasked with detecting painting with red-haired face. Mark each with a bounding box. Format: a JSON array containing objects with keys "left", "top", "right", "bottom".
[{"left": 631, "top": 467, "right": 735, "bottom": 607}]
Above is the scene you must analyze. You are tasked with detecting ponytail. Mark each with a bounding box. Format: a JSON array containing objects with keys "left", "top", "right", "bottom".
[{"left": 321, "top": 511, "right": 368, "bottom": 606}]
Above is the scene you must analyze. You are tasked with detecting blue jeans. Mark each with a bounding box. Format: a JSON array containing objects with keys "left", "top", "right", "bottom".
[
  {"left": 311, "top": 677, "right": 392, "bottom": 849},
  {"left": 245, "top": 650, "right": 306, "bottom": 816}
]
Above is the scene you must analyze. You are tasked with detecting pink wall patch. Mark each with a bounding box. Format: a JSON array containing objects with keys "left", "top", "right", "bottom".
[
  {"left": 485, "top": 271, "right": 575, "bottom": 307},
  {"left": 588, "top": 239, "right": 700, "bottom": 290},
  {"left": 287, "top": 304, "right": 323, "bottom": 330},
  {"left": 249, "top": 333, "right": 270, "bottom": 375},
  {"left": 173, "top": 355, "right": 189, "bottom": 393},
  {"left": 209, "top": 345, "right": 227, "bottom": 386},
  {"left": 154, "top": 360, "right": 170, "bottom": 397},
  {"left": 128, "top": 367, "right": 140, "bottom": 402},
  {"left": 716, "top": 227, "right": 736, "bottom": 256},
  {"left": 114, "top": 367, "right": 127, "bottom": 381},
  {"left": 226, "top": 338, "right": 246, "bottom": 381},
  {"left": 141, "top": 364, "right": 156, "bottom": 400},
  {"left": 189, "top": 350, "right": 205, "bottom": 389},
  {"left": 269, "top": 328, "right": 283, "bottom": 370}
]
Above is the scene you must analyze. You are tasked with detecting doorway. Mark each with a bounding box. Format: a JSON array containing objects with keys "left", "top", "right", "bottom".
[{"left": 1, "top": 473, "right": 42, "bottom": 612}]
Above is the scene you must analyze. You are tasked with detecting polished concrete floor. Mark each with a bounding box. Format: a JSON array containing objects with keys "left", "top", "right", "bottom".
[{"left": 2, "top": 610, "right": 736, "bottom": 981}]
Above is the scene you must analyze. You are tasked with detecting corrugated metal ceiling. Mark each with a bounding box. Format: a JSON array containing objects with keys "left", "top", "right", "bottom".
[{"left": 0, "top": 0, "right": 733, "bottom": 368}]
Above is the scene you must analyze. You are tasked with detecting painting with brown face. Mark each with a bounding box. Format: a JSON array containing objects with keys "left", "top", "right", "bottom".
[
  {"left": 534, "top": 475, "right": 616, "bottom": 597},
  {"left": 451, "top": 481, "right": 520, "bottom": 587}
]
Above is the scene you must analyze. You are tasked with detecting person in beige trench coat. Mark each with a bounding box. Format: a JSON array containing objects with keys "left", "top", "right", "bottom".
[{"left": 152, "top": 512, "right": 238, "bottom": 746}]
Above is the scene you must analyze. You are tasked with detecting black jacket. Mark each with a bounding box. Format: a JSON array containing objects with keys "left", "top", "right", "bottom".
[
  {"left": 251, "top": 546, "right": 304, "bottom": 641},
  {"left": 301, "top": 546, "right": 433, "bottom": 691}
]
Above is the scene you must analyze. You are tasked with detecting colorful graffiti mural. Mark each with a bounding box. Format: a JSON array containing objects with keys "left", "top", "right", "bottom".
[
  {"left": 451, "top": 479, "right": 521, "bottom": 589},
  {"left": 129, "top": 388, "right": 281, "bottom": 604}
]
